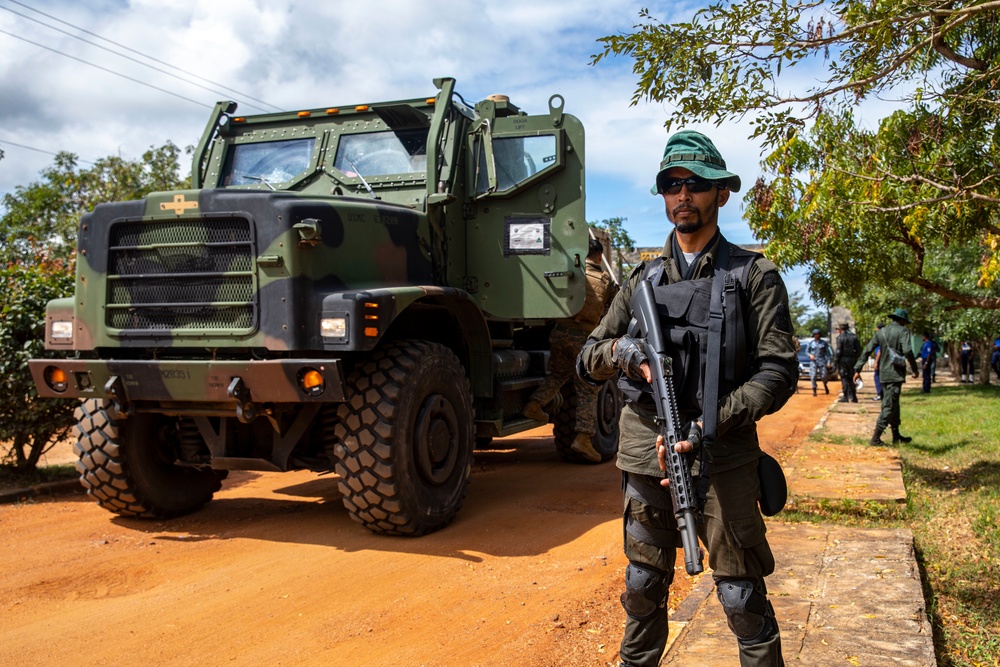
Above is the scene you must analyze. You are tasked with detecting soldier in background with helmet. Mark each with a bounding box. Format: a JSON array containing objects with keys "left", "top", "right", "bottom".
[
  {"left": 834, "top": 322, "right": 861, "bottom": 402},
  {"left": 522, "top": 237, "right": 617, "bottom": 462}
]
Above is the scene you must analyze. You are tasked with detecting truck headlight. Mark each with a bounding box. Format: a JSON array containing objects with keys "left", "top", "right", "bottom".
[
  {"left": 51, "top": 320, "right": 74, "bottom": 340},
  {"left": 320, "top": 317, "right": 348, "bottom": 339}
]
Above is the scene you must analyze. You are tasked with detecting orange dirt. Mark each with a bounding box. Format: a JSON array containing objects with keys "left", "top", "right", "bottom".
[{"left": 0, "top": 383, "right": 829, "bottom": 667}]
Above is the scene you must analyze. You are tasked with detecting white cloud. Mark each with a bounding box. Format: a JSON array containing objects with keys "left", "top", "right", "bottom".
[{"left": 0, "top": 0, "right": 835, "bottom": 305}]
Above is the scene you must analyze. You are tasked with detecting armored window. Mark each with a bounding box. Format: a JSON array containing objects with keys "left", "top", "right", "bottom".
[
  {"left": 475, "top": 135, "right": 558, "bottom": 195},
  {"left": 333, "top": 128, "right": 429, "bottom": 177},
  {"left": 221, "top": 138, "right": 316, "bottom": 187}
]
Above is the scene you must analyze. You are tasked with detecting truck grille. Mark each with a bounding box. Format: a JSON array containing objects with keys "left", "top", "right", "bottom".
[{"left": 106, "top": 217, "right": 258, "bottom": 334}]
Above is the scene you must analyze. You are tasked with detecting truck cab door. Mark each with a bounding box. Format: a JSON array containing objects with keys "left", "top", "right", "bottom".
[{"left": 464, "top": 95, "right": 587, "bottom": 321}]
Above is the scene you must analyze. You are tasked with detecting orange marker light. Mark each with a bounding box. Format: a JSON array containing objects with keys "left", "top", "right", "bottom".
[
  {"left": 298, "top": 111, "right": 311, "bottom": 117},
  {"left": 364, "top": 327, "right": 379, "bottom": 337},
  {"left": 355, "top": 105, "right": 369, "bottom": 112},
  {"left": 326, "top": 108, "right": 340, "bottom": 115},
  {"left": 46, "top": 366, "right": 69, "bottom": 392},
  {"left": 300, "top": 369, "right": 325, "bottom": 396}
]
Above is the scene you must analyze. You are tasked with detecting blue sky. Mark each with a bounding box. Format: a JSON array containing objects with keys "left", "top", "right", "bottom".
[{"left": 0, "top": 0, "right": 820, "bottom": 306}]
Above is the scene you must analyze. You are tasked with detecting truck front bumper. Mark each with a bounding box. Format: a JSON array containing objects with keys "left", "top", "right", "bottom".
[{"left": 29, "top": 358, "right": 347, "bottom": 404}]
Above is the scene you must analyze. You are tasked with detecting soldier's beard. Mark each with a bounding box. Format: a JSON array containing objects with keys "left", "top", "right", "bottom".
[
  {"left": 674, "top": 218, "right": 705, "bottom": 234},
  {"left": 668, "top": 203, "right": 716, "bottom": 234}
]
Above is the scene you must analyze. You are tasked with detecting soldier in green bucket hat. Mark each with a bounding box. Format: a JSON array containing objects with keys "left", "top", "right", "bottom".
[
  {"left": 580, "top": 130, "right": 798, "bottom": 667},
  {"left": 854, "top": 308, "right": 920, "bottom": 446},
  {"left": 650, "top": 129, "right": 742, "bottom": 196}
]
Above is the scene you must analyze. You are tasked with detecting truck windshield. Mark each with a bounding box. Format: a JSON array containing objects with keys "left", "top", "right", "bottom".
[
  {"left": 221, "top": 138, "right": 316, "bottom": 187},
  {"left": 334, "top": 128, "right": 428, "bottom": 177}
]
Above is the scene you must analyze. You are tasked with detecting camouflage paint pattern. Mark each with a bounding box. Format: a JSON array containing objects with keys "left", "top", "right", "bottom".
[{"left": 32, "top": 78, "right": 589, "bottom": 436}]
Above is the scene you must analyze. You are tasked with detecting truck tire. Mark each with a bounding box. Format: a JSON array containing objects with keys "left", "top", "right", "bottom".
[
  {"left": 330, "top": 340, "right": 474, "bottom": 536},
  {"left": 74, "top": 399, "right": 223, "bottom": 519},
  {"left": 552, "top": 379, "right": 622, "bottom": 464}
]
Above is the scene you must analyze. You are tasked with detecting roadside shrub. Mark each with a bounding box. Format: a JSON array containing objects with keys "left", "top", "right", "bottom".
[{"left": 0, "top": 252, "right": 77, "bottom": 470}]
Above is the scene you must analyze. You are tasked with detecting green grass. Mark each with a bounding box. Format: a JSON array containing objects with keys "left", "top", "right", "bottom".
[
  {"left": 0, "top": 462, "right": 78, "bottom": 489},
  {"left": 897, "top": 384, "right": 1000, "bottom": 667},
  {"left": 785, "top": 383, "right": 1000, "bottom": 667},
  {"left": 779, "top": 497, "right": 906, "bottom": 526}
]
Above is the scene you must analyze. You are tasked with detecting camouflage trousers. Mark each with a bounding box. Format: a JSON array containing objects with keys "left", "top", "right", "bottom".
[
  {"left": 619, "top": 462, "right": 781, "bottom": 667},
  {"left": 529, "top": 325, "right": 599, "bottom": 434}
]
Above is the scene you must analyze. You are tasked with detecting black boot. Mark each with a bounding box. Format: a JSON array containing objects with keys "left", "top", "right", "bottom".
[
  {"left": 870, "top": 426, "right": 886, "bottom": 446},
  {"left": 891, "top": 426, "right": 912, "bottom": 444}
]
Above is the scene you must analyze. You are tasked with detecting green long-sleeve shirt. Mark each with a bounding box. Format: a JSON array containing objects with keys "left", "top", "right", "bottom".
[
  {"left": 854, "top": 320, "right": 918, "bottom": 382},
  {"left": 578, "top": 231, "right": 797, "bottom": 476}
]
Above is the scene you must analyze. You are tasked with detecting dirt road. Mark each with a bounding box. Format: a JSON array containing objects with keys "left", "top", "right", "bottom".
[{"left": 0, "top": 387, "right": 828, "bottom": 667}]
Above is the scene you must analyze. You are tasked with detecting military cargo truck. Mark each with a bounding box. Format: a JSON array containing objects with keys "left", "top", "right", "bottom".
[{"left": 29, "top": 77, "right": 621, "bottom": 536}]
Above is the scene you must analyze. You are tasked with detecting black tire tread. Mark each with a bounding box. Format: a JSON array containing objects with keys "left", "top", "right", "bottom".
[
  {"left": 74, "top": 399, "right": 221, "bottom": 519},
  {"left": 331, "top": 340, "right": 473, "bottom": 536}
]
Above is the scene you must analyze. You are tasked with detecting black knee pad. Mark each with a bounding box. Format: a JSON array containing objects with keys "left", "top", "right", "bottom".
[
  {"left": 716, "top": 579, "right": 779, "bottom": 645},
  {"left": 620, "top": 563, "right": 671, "bottom": 621}
]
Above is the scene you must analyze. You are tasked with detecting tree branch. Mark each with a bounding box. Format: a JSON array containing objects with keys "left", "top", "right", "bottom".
[
  {"left": 909, "top": 275, "right": 1000, "bottom": 308},
  {"left": 932, "top": 4, "right": 990, "bottom": 69}
]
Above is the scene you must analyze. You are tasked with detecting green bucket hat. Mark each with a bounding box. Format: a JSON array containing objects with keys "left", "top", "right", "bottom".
[
  {"left": 651, "top": 130, "right": 741, "bottom": 195},
  {"left": 889, "top": 308, "right": 910, "bottom": 323}
]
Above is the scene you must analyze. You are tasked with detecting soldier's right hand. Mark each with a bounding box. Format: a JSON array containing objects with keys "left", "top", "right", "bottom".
[{"left": 612, "top": 335, "right": 649, "bottom": 382}]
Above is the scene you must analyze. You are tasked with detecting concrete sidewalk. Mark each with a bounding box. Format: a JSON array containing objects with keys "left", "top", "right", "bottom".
[{"left": 662, "top": 370, "right": 937, "bottom": 666}]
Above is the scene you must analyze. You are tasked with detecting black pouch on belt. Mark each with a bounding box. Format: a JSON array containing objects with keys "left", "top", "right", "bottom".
[{"left": 757, "top": 453, "right": 787, "bottom": 516}]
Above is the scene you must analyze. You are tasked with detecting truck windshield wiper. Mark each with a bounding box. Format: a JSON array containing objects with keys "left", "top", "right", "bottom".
[
  {"left": 348, "top": 161, "right": 378, "bottom": 199},
  {"left": 239, "top": 174, "right": 277, "bottom": 191}
]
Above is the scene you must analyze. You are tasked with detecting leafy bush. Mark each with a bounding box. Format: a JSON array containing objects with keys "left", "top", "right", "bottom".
[{"left": 0, "top": 252, "right": 78, "bottom": 470}]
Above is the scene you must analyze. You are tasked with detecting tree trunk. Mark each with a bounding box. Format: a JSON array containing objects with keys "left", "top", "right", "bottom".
[
  {"left": 977, "top": 338, "right": 993, "bottom": 385},
  {"left": 11, "top": 431, "right": 55, "bottom": 472}
]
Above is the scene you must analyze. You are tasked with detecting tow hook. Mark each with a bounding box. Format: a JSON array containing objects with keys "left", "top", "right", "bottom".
[
  {"left": 103, "top": 375, "right": 130, "bottom": 418},
  {"left": 227, "top": 377, "right": 258, "bottom": 423}
]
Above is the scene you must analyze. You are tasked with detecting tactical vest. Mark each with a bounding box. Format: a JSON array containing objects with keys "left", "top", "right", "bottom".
[{"left": 619, "top": 240, "right": 758, "bottom": 421}]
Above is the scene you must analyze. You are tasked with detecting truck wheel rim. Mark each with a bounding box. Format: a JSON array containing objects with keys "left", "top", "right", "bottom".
[
  {"left": 414, "top": 393, "right": 459, "bottom": 485},
  {"left": 597, "top": 382, "right": 620, "bottom": 437}
]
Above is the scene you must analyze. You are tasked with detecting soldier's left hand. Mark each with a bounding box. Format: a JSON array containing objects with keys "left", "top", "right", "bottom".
[{"left": 656, "top": 435, "right": 695, "bottom": 485}]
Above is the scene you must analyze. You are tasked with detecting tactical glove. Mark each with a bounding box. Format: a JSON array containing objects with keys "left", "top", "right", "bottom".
[
  {"left": 612, "top": 335, "right": 648, "bottom": 381},
  {"left": 685, "top": 420, "right": 703, "bottom": 452}
]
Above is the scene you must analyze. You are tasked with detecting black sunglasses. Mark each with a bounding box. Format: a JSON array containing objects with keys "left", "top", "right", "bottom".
[{"left": 658, "top": 176, "right": 723, "bottom": 195}]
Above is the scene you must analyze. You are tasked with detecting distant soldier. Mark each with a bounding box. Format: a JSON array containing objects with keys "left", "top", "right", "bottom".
[
  {"left": 854, "top": 308, "right": 920, "bottom": 446},
  {"left": 919, "top": 331, "right": 937, "bottom": 394},
  {"left": 959, "top": 340, "right": 974, "bottom": 383},
  {"left": 806, "top": 328, "right": 832, "bottom": 396},
  {"left": 522, "top": 237, "right": 617, "bottom": 461},
  {"left": 834, "top": 322, "right": 861, "bottom": 402}
]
